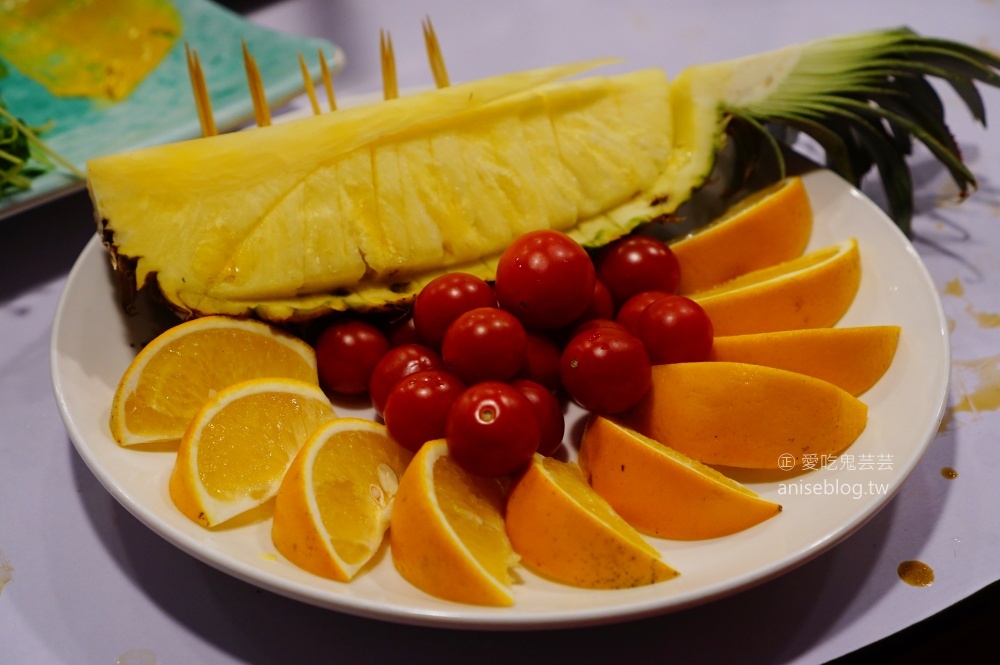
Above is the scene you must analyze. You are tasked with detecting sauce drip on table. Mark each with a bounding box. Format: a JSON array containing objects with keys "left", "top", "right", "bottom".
[{"left": 897, "top": 560, "right": 935, "bottom": 587}]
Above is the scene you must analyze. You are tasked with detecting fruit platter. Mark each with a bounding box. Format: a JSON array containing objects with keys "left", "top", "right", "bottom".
[
  {"left": 52, "top": 172, "right": 948, "bottom": 627},
  {"left": 50, "top": 24, "right": 994, "bottom": 628}
]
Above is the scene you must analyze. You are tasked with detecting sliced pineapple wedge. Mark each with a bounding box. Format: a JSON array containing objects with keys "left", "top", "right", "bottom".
[
  {"left": 88, "top": 28, "right": 999, "bottom": 322},
  {"left": 91, "top": 64, "right": 674, "bottom": 320}
]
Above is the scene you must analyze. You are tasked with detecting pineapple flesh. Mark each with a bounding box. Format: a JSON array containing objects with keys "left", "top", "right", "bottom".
[
  {"left": 90, "top": 65, "right": 674, "bottom": 320},
  {"left": 88, "top": 28, "right": 998, "bottom": 321}
]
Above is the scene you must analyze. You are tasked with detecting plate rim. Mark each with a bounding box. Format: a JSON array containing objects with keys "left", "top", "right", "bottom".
[{"left": 49, "top": 168, "right": 950, "bottom": 630}]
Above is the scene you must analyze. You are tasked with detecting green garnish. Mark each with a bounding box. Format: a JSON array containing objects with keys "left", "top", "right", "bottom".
[{"left": 1, "top": 62, "right": 84, "bottom": 200}]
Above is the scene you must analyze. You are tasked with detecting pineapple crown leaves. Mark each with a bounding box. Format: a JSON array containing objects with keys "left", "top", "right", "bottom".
[{"left": 719, "top": 27, "right": 1000, "bottom": 236}]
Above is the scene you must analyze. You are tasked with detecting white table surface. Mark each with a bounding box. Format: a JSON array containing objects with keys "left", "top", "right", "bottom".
[{"left": 2, "top": 0, "right": 999, "bottom": 662}]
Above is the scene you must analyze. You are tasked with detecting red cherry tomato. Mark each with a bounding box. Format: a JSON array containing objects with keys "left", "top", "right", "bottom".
[
  {"left": 516, "top": 331, "right": 563, "bottom": 392},
  {"left": 442, "top": 307, "right": 527, "bottom": 384},
  {"left": 495, "top": 230, "right": 596, "bottom": 329},
  {"left": 596, "top": 235, "right": 680, "bottom": 306},
  {"left": 571, "top": 317, "right": 630, "bottom": 339},
  {"left": 511, "top": 379, "right": 565, "bottom": 457},
  {"left": 315, "top": 320, "right": 390, "bottom": 395},
  {"left": 636, "top": 295, "right": 714, "bottom": 365},
  {"left": 571, "top": 279, "right": 616, "bottom": 327},
  {"left": 386, "top": 316, "right": 421, "bottom": 347},
  {"left": 446, "top": 382, "right": 540, "bottom": 477},
  {"left": 560, "top": 327, "right": 651, "bottom": 414},
  {"left": 383, "top": 370, "right": 466, "bottom": 453},
  {"left": 413, "top": 273, "right": 497, "bottom": 349},
  {"left": 368, "top": 344, "right": 444, "bottom": 416},
  {"left": 615, "top": 290, "right": 672, "bottom": 335}
]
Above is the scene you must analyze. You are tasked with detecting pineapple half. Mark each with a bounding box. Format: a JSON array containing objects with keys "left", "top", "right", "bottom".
[{"left": 88, "top": 27, "right": 999, "bottom": 322}]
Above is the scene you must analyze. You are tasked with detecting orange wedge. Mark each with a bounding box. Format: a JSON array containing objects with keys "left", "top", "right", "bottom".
[
  {"left": 169, "top": 378, "right": 336, "bottom": 527},
  {"left": 272, "top": 418, "right": 412, "bottom": 581},
  {"left": 390, "top": 440, "right": 518, "bottom": 606},
  {"left": 711, "top": 326, "right": 901, "bottom": 396},
  {"left": 505, "top": 454, "right": 678, "bottom": 589},
  {"left": 111, "top": 315, "right": 318, "bottom": 446},
  {"left": 620, "top": 362, "right": 868, "bottom": 468},
  {"left": 579, "top": 417, "right": 781, "bottom": 539},
  {"left": 690, "top": 238, "right": 861, "bottom": 336},
  {"left": 671, "top": 177, "right": 813, "bottom": 294}
]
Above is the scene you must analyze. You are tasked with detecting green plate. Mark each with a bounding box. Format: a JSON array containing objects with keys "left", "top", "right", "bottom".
[{"left": 0, "top": 0, "right": 344, "bottom": 220}]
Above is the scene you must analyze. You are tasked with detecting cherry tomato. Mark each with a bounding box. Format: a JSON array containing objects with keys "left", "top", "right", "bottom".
[
  {"left": 596, "top": 235, "right": 680, "bottom": 306},
  {"left": 368, "top": 343, "right": 445, "bottom": 416},
  {"left": 446, "top": 382, "right": 540, "bottom": 477},
  {"left": 615, "top": 290, "right": 672, "bottom": 334},
  {"left": 511, "top": 379, "right": 565, "bottom": 457},
  {"left": 442, "top": 307, "right": 527, "bottom": 384},
  {"left": 413, "top": 273, "right": 497, "bottom": 349},
  {"left": 560, "top": 327, "right": 651, "bottom": 414},
  {"left": 495, "top": 230, "right": 596, "bottom": 329},
  {"left": 315, "top": 320, "right": 390, "bottom": 395},
  {"left": 571, "top": 317, "right": 630, "bottom": 339},
  {"left": 516, "top": 331, "right": 563, "bottom": 392},
  {"left": 571, "top": 279, "right": 616, "bottom": 327},
  {"left": 637, "top": 295, "right": 714, "bottom": 364},
  {"left": 383, "top": 370, "right": 466, "bottom": 453},
  {"left": 386, "top": 316, "right": 421, "bottom": 347}
]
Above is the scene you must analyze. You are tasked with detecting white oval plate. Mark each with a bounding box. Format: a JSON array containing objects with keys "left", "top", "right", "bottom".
[{"left": 51, "top": 169, "right": 949, "bottom": 629}]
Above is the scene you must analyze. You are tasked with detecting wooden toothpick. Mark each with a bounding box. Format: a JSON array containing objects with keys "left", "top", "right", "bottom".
[
  {"left": 185, "top": 43, "right": 217, "bottom": 137},
  {"left": 298, "top": 52, "right": 321, "bottom": 115},
  {"left": 380, "top": 29, "right": 398, "bottom": 100},
  {"left": 422, "top": 16, "right": 450, "bottom": 88},
  {"left": 319, "top": 47, "right": 337, "bottom": 111},
  {"left": 242, "top": 40, "right": 271, "bottom": 127}
]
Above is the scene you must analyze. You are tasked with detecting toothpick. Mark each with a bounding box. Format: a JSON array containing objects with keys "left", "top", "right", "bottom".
[
  {"left": 242, "top": 40, "right": 271, "bottom": 127},
  {"left": 380, "top": 29, "right": 398, "bottom": 100},
  {"left": 298, "top": 52, "right": 321, "bottom": 115},
  {"left": 319, "top": 47, "right": 337, "bottom": 111},
  {"left": 422, "top": 16, "right": 449, "bottom": 88},
  {"left": 185, "top": 43, "right": 217, "bottom": 137}
]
